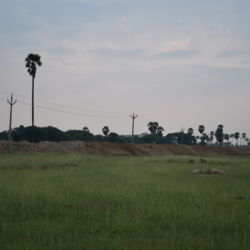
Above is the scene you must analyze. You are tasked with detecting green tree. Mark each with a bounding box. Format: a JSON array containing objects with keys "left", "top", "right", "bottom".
[
  {"left": 198, "top": 125, "right": 205, "bottom": 142},
  {"left": 224, "top": 134, "right": 229, "bottom": 146},
  {"left": 148, "top": 122, "right": 159, "bottom": 135},
  {"left": 102, "top": 126, "right": 110, "bottom": 137},
  {"left": 201, "top": 133, "right": 207, "bottom": 144},
  {"left": 209, "top": 131, "right": 214, "bottom": 145},
  {"left": 187, "top": 128, "right": 194, "bottom": 144},
  {"left": 25, "top": 54, "right": 42, "bottom": 142},
  {"left": 234, "top": 132, "right": 240, "bottom": 146},
  {"left": 242, "top": 133, "right": 246, "bottom": 146},
  {"left": 83, "top": 127, "right": 89, "bottom": 134},
  {"left": 108, "top": 132, "right": 121, "bottom": 142},
  {"left": 157, "top": 126, "right": 164, "bottom": 136},
  {"left": 245, "top": 138, "right": 249, "bottom": 146},
  {"left": 94, "top": 135, "right": 104, "bottom": 142},
  {"left": 82, "top": 127, "right": 92, "bottom": 141},
  {"left": 188, "top": 128, "right": 194, "bottom": 135},
  {"left": 230, "top": 134, "right": 234, "bottom": 145},
  {"left": 215, "top": 125, "right": 224, "bottom": 146}
]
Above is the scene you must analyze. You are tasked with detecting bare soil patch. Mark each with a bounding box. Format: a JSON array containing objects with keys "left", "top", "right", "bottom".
[{"left": 1, "top": 140, "right": 250, "bottom": 156}]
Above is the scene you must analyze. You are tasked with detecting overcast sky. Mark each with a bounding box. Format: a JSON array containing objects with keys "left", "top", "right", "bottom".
[{"left": 0, "top": 0, "right": 249, "bottom": 138}]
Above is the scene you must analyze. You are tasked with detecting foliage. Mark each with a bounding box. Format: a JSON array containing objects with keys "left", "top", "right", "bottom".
[
  {"left": 157, "top": 126, "right": 164, "bottom": 136},
  {"left": 188, "top": 128, "right": 194, "bottom": 135},
  {"left": 166, "top": 132, "right": 197, "bottom": 145},
  {"left": 25, "top": 54, "right": 42, "bottom": 78},
  {"left": 215, "top": 124, "right": 224, "bottom": 146},
  {"left": 224, "top": 134, "right": 230, "bottom": 145},
  {"left": 102, "top": 126, "right": 110, "bottom": 137},
  {"left": 198, "top": 125, "right": 205, "bottom": 136},
  {"left": 148, "top": 122, "right": 159, "bottom": 135},
  {"left": 93, "top": 134, "right": 104, "bottom": 142},
  {"left": 234, "top": 132, "right": 240, "bottom": 145},
  {"left": 107, "top": 132, "right": 122, "bottom": 142}
]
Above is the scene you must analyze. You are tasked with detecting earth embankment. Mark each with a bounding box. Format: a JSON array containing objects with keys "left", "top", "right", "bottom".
[{"left": 0, "top": 140, "right": 250, "bottom": 155}]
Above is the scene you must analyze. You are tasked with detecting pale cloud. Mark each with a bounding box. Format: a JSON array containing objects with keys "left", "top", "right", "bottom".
[
  {"left": 0, "top": 0, "right": 250, "bottom": 136},
  {"left": 216, "top": 50, "right": 247, "bottom": 58},
  {"left": 154, "top": 50, "right": 201, "bottom": 59},
  {"left": 240, "top": 60, "right": 250, "bottom": 65}
]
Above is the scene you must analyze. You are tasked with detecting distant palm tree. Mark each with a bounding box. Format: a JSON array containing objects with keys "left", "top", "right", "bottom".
[
  {"left": 209, "top": 131, "right": 214, "bottom": 145},
  {"left": 234, "top": 132, "right": 240, "bottom": 146},
  {"left": 215, "top": 125, "right": 224, "bottom": 147},
  {"left": 224, "top": 134, "right": 229, "bottom": 146},
  {"left": 198, "top": 125, "right": 205, "bottom": 143},
  {"left": 25, "top": 54, "right": 42, "bottom": 142},
  {"left": 188, "top": 128, "right": 194, "bottom": 135},
  {"left": 242, "top": 133, "right": 246, "bottom": 146},
  {"left": 245, "top": 138, "right": 249, "bottom": 146},
  {"left": 201, "top": 133, "right": 208, "bottom": 144},
  {"left": 230, "top": 134, "right": 234, "bottom": 145},
  {"left": 83, "top": 127, "right": 89, "bottom": 133},
  {"left": 102, "top": 126, "right": 110, "bottom": 137}
]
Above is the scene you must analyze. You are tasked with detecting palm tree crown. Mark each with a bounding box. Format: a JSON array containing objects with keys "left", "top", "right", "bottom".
[{"left": 25, "top": 54, "right": 42, "bottom": 78}]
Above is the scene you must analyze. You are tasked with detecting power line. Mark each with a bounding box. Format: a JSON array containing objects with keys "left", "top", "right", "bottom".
[
  {"left": 0, "top": 91, "right": 129, "bottom": 115},
  {"left": 1, "top": 90, "right": 183, "bottom": 129},
  {"left": 17, "top": 100, "right": 128, "bottom": 118}
]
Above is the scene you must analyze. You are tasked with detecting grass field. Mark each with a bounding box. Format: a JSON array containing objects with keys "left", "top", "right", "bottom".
[{"left": 0, "top": 154, "right": 250, "bottom": 250}]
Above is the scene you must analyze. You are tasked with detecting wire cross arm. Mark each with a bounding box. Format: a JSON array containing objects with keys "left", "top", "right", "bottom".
[{"left": 7, "top": 99, "right": 17, "bottom": 105}]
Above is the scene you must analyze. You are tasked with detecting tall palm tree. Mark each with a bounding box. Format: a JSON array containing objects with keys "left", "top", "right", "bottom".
[{"left": 25, "top": 54, "right": 42, "bottom": 142}]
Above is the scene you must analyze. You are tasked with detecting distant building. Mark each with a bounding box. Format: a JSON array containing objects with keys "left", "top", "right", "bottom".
[
  {"left": 121, "top": 133, "right": 149, "bottom": 138},
  {"left": 171, "top": 138, "right": 178, "bottom": 144}
]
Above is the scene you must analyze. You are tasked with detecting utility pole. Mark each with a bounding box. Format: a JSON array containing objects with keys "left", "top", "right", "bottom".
[
  {"left": 7, "top": 93, "right": 17, "bottom": 154},
  {"left": 180, "top": 127, "right": 185, "bottom": 144},
  {"left": 130, "top": 114, "right": 138, "bottom": 144}
]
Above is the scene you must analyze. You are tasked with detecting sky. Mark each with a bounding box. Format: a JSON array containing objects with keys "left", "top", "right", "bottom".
[{"left": 0, "top": 0, "right": 250, "bottom": 138}]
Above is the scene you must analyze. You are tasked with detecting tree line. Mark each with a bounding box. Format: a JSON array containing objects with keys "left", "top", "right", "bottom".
[
  {"left": 195, "top": 125, "right": 249, "bottom": 146},
  {"left": 1, "top": 123, "right": 248, "bottom": 146}
]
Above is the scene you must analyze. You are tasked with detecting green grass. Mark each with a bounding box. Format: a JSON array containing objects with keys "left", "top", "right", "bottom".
[{"left": 0, "top": 154, "right": 250, "bottom": 249}]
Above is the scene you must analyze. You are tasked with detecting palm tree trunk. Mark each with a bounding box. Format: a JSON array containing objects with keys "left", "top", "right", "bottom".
[{"left": 32, "top": 76, "right": 34, "bottom": 142}]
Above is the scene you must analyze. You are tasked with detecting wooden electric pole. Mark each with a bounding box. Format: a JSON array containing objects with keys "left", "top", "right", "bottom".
[
  {"left": 130, "top": 114, "right": 138, "bottom": 144},
  {"left": 7, "top": 93, "right": 17, "bottom": 153}
]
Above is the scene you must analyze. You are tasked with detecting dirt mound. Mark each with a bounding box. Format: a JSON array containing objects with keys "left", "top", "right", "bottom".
[
  {"left": 1, "top": 140, "right": 250, "bottom": 156},
  {"left": 200, "top": 159, "right": 207, "bottom": 164}
]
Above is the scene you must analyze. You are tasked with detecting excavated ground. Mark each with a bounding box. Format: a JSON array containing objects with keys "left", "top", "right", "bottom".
[{"left": 0, "top": 140, "right": 250, "bottom": 156}]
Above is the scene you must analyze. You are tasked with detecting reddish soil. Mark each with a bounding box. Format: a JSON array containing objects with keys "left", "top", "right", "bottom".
[{"left": 0, "top": 140, "right": 250, "bottom": 156}]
